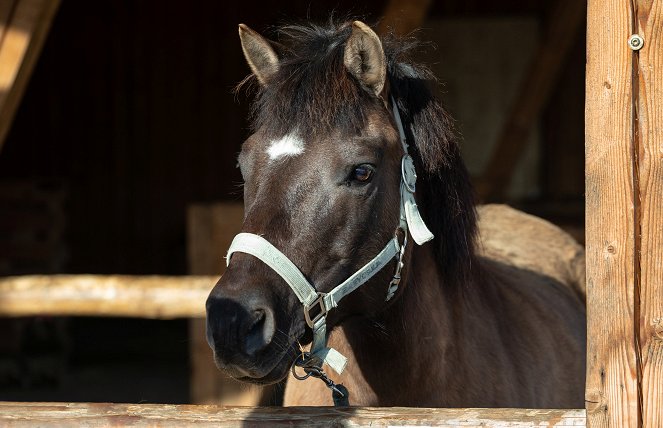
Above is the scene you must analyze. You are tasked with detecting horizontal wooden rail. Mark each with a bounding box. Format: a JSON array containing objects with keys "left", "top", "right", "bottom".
[
  {"left": 0, "top": 403, "right": 585, "bottom": 427},
  {"left": 0, "top": 274, "right": 217, "bottom": 318}
]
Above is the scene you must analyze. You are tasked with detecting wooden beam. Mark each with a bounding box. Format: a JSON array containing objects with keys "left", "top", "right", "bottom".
[
  {"left": 634, "top": 1, "right": 663, "bottom": 427},
  {"left": 377, "top": 0, "right": 431, "bottom": 36},
  {"left": 0, "top": 0, "right": 59, "bottom": 151},
  {"left": 0, "top": 275, "right": 215, "bottom": 318},
  {"left": 584, "top": 0, "right": 639, "bottom": 426},
  {"left": 0, "top": 403, "right": 586, "bottom": 427},
  {"left": 0, "top": 1, "right": 19, "bottom": 45},
  {"left": 476, "top": 0, "right": 585, "bottom": 201}
]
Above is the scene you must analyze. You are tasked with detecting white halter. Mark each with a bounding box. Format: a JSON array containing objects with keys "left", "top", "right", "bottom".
[{"left": 225, "top": 97, "right": 433, "bottom": 375}]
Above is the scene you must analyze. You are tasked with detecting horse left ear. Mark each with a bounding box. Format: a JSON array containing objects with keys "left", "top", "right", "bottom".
[
  {"left": 343, "top": 21, "right": 386, "bottom": 97},
  {"left": 238, "top": 23, "right": 280, "bottom": 86}
]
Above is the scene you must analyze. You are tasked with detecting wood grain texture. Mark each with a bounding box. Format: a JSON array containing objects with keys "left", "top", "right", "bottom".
[
  {"left": 0, "top": 275, "right": 215, "bottom": 318},
  {"left": 0, "top": 403, "right": 586, "bottom": 427},
  {"left": 0, "top": 0, "right": 60, "bottom": 149},
  {"left": 585, "top": 0, "right": 639, "bottom": 427},
  {"left": 635, "top": 1, "right": 663, "bottom": 427}
]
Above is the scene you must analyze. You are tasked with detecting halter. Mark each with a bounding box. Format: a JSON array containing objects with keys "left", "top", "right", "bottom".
[{"left": 225, "top": 96, "right": 433, "bottom": 379}]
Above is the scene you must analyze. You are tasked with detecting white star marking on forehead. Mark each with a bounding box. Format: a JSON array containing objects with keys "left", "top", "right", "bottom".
[{"left": 266, "top": 133, "right": 305, "bottom": 161}]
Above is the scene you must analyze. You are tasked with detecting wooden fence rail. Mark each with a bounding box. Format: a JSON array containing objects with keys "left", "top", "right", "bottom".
[
  {"left": 0, "top": 403, "right": 586, "bottom": 427},
  {"left": 0, "top": 274, "right": 215, "bottom": 318}
]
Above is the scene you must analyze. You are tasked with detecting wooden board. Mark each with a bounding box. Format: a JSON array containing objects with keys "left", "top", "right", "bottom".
[
  {"left": 0, "top": 275, "right": 215, "bottom": 318},
  {"left": 0, "top": 0, "right": 60, "bottom": 149},
  {"left": 634, "top": 1, "right": 663, "bottom": 427},
  {"left": 0, "top": 403, "right": 586, "bottom": 427},
  {"left": 584, "top": 0, "right": 639, "bottom": 427}
]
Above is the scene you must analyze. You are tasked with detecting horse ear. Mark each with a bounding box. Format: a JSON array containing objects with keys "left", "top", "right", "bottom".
[
  {"left": 238, "top": 24, "right": 279, "bottom": 85},
  {"left": 343, "top": 21, "right": 386, "bottom": 97}
]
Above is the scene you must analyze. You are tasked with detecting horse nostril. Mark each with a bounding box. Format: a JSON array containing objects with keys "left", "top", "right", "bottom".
[{"left": 244, "top": 308, "right": 275, "bottom": 356}]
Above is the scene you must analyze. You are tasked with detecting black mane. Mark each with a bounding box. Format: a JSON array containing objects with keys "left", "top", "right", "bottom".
[{"left": 243, "top": 20, "right": 478, "bottom": 286}]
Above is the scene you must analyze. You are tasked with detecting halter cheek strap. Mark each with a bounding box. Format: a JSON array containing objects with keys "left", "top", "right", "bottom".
[{"left": 225, "top": 97, "right": 433, "bottom": 375}]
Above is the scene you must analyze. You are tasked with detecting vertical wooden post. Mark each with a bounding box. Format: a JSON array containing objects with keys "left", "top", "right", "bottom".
[
  {"left": 587, "top": 0, "right": 663, "bottom": 427},
  {"left": 186, "top": 203, "right": 271, "bottom": 405},
  {"left": 634, "top": 1, "right": 663, "bottom": 427},
  {"left": 585, "top": 0, "right": 638, "bottom": 427}
]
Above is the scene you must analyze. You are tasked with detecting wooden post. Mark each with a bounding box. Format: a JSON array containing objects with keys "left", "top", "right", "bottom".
[
  {"left": 584, "top": 0, "right": 637, "bottom": 426},
  {"left": 634, "top": 1, "right": 663, "bottom": 427},
  {"left": 585, "top": 0, "right": 663, "bottom": 427},
  {"left": 186, "top": 203, "right": 271, "bottom": 405}
]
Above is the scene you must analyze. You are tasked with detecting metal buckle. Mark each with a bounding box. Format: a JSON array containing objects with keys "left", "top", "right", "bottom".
[
  {"left": 401, "top": 154, "right": 417, "bottom": 193},
  {"left": 304, "top": 292, "right": 327, "bottom": 328},
  {"left": 387, "top": 228, "right": 407, "bottom": 301}
]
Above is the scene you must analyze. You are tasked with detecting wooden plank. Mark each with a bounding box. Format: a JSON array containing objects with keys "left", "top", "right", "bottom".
[
  {"left": 377, "top": 0, "right": 431, "bottom": 36},
  {"left": 476, "top": 0, "right": 585, "bottom": 200},
  {"left": 0, "top": 403, "right": 586, "bottom": 427},
  {"left": 186, "top": 202, "right": 269, "bottom": 406},
  {"left": 0, "top": 0, "right": 60, "bottom": 150},
  {"left": 0, "top": 275, "right": 215, "bottom": 318},
  {"left": 634, "top": 1, "right": 663, "bottom": 427},
  {"left": 584, "top": 0, "right": 639, "bottom": 427}
]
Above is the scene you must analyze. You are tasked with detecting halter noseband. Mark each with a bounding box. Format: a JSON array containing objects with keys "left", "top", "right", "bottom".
[{"left": 225, "top": 96, "right": 433, "bottom": 375}]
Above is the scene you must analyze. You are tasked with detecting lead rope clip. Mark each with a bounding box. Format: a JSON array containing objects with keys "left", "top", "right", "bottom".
[{"left": 292, "top": 352, "right": 350, "bottom": 406}]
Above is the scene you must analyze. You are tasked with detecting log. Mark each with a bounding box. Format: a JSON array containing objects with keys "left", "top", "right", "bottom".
[
  {"left": 0, "top": 403, "right": 586, "bottom": 427},
  {"left": 584, "top": 0, "right": 639, "bottom": 426},
  {"left": 634, "top": 1, "right": 663, "bottom": 426},
  {"left": 0, "top": 275, "right": 216, "bottom": 318}
]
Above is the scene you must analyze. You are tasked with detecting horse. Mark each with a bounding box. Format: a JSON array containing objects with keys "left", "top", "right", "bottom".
[{"left": 205, "top": 19, "right": 586, "bottom": 408}]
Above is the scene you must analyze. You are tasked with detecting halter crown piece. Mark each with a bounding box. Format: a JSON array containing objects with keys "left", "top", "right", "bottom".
[{"left": 225, "top": 96, "right": 433, "bottom": 376}]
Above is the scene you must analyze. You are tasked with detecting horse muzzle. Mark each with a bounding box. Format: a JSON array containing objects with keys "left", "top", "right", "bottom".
[{"left": 205, "top": 276, "right": 301, "bottom": 383}]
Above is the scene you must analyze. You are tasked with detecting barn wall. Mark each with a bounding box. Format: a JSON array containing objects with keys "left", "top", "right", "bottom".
[
  {"left": 0, "top": 0, "right": 574, "bottom": 278},
  {"left": 0, "top": 0, "right": 388, "bottom": 275}
]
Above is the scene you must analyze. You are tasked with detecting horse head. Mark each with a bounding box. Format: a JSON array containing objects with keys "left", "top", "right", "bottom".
[{"left": 206, "top": 20, "right": 476, "bottom": 385}]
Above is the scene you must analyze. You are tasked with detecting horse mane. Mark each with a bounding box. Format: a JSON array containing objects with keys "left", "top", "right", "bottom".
[{"left": 241, "top": 19, "right": 478, "bottom": 287}]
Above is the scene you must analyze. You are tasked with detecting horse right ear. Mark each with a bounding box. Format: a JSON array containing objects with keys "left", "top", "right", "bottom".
[
  {"left": 343, "top": 21, "right": 386, "bottom": 97},
  {"left": 238, "top": 24, "right": 279, "bottom": 86}
]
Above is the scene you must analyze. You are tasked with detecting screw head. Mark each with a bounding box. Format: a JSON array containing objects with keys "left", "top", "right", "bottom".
[{"left": 628, "top": 34, "right": 644, "bottom": 50}]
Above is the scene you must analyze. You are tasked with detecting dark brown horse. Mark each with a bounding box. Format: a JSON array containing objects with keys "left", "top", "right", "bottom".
[{"left": 206, "top": 20, "right": 586, "bottom": 408}]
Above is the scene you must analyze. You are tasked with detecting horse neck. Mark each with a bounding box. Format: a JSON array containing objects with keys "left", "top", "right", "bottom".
[{"left": 335, "top": 242, "right": 475, "bottom": 406}]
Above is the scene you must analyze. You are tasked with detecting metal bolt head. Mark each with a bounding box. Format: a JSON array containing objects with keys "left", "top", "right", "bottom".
[{"left": 629, "top": 34, "right": 644, "bottom": 50}]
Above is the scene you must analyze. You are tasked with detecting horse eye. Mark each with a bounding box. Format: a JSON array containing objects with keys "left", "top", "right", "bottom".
[{"left": 352, "top": 164, "right": 374, "bottom": 183}]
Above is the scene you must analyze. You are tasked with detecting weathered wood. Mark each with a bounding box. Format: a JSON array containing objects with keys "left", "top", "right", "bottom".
[
  {"left": 0, "top": 0, "right": 60, "bottom": 150},
  {"left": 476, "top": 0, "right": 585, "bottom": 200},
  {"left": 0, "top": 275, "right": 215, "bottom": 318},
  {"left": 634, "top": 1, "right": 663, "bottom": 427},
  {"left": 186, "top": 203, "right": 269, "bottom": 406},
  {"left": 584, "top": 0, "right": 639, "bottom": 427},
  {"left": 377, "top": 0, "right": 431, "bottom": 36},
  {"left": 0, "top": 403, "right": 586, "bottom": 427}
]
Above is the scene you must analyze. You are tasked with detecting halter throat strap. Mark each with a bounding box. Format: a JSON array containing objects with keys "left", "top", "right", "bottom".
[{"left": 225, "top": 96, "right": 433, "bottom": 375}]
